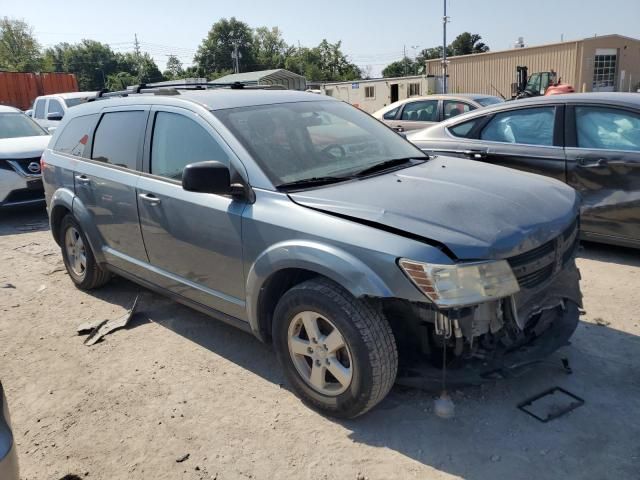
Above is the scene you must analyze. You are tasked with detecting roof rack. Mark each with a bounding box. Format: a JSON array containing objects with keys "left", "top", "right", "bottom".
[{"left": 90, "top": 81, "right": 286, "bottom": 101}]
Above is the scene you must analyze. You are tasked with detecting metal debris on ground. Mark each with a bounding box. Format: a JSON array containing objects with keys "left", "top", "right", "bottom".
[
  {"left": 1, "top": 283, "right": 16, "bottom": 289},
  {"left": 517, "top": 387, "right": 584, "bottom": 422},
  {"left": 176, "top": 453, "right": 190, "bottom": 463},
  {"left": 79, "top": 295, "right": 139, "bottom": 346}
]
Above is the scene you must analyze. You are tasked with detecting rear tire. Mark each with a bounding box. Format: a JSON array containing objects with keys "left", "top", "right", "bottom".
[
  {"left": 273, "top": 278, "right": 397, "bottom": 418},
  {"left": 59, "top": 215, "right": 110, "bottom": 290}
]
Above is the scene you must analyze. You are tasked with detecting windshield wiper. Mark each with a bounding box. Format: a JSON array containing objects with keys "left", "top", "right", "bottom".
[
  {"left": 277, "top": 176, "right": 351, "bottom": 190},
  {"left": 352, "top": 157, "right": 426, "bottom": 178}
]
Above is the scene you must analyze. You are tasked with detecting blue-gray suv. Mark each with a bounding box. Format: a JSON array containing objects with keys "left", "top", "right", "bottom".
[{"left": 42, "top": 85, "right": 582, "bottom": 417}]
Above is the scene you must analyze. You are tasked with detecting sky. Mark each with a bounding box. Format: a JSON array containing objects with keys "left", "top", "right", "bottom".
[{"left": 3, "top": 0, "right": 640, "bottom": 77}]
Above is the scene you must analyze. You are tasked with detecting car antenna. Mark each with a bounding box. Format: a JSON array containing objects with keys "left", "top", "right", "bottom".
[{"left": 489, "top": 83, "right": 506, "bottom": 100}]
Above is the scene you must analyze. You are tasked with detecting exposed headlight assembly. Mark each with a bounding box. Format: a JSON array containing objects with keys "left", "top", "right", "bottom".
[{"left": 399, "top": 259, "right": 520, "bottom": 308}]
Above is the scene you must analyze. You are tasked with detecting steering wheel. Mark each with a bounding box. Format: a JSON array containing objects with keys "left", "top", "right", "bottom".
[{"left": 321, "top": 144, "right": 346, "bottom": 159}]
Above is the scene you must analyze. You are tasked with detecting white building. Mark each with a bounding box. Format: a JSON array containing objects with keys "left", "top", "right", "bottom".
[{"left": 321, "top": 75, "right": 438, "bottom": 113}]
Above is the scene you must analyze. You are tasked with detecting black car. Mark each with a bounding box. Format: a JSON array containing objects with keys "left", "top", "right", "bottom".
[{"left": 407, "top": 93, "right": 640, "bottom": 249}]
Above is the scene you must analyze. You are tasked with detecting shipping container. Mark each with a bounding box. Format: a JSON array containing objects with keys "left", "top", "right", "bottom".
[{"left": 0, "top": 72, "right": 79, "bottom": 111}]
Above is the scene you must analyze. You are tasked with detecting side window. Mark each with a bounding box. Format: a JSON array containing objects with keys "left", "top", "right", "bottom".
[
  {"left": 54, "top": 114, "right": 98, "bottom": 157},
  {"left": 34, "top": 99, "right": 45, "bottom": 119},
  {"left": 151, "top": 112, "right": 229, "bottom": 181},
  {"left": 383, "top": 106, "right": 400, "bottom": 120},
  {"left": 449, "top": 118, "right": 480, "bottom": 138},
  {"left": 481, "top": 107, "right": 555, "bottom": 146},
  {"left": 364, "top": 86, "right": 375, "bottom": 99},
  {"left": 47, "top": 99, "right": 64, "bottom": 116},
  {"left": 401, "top": 100, "right": 438, "bottom": 122},
  {"left": 575, "top": 106, "right": 640, "bottom": 151},
  {"left": 443, "top": 100, "right": 474, "bottom": 120},
  {"left": 92, "top": 111, "right": 147, "bottom": 170}
]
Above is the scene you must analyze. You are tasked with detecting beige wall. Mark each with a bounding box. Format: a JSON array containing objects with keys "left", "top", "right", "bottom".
[
  {"left": 425, "top": 41, "right": 580, "bottom": 98},
  {"left": 578, "top": 36, "right": 640, "bottom": 92}
]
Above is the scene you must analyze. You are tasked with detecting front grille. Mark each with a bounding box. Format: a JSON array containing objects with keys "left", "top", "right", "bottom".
[
  {"left": 507, "top": 218, "right": 579, "bottom": 290},
  {"left": 9, "top": 157, "right": 41, "bottom": 175}
]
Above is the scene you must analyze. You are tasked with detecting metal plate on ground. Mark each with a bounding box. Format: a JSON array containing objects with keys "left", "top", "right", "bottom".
[{"left": 517, "top": 387, "right": 584, "bottom": 422}]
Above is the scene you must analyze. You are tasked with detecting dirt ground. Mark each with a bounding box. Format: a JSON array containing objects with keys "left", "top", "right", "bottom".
[{"left": 1, "top": 207, "right": 639, "bottom": 480}]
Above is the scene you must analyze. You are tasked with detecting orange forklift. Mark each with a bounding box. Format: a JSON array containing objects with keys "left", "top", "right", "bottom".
[{"left": 512, "top": 66, "right": 575, "bottom": 99}]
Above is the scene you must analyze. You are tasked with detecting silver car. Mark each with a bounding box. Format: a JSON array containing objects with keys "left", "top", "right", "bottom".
[
  {"left": 43, "top": 86, "right": 581, "bottom": 417},
  {"left": 0, "top": 382, "right": 19, "bottom": 480},
  {"left": 0, "top": 106, "right": 50, "bottom": 208}
]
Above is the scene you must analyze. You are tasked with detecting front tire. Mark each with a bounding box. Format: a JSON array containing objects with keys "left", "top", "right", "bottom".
[
  {"left": 59, "top": 215, "right": 111, "bottom": 290},
  {"left": 273, "top": 278, "right": 398, "bottom": 418}
]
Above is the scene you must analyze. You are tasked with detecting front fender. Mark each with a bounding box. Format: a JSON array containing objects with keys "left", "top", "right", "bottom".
[{"left": 245, "top": 240, "right": 395, "bottom": 338}]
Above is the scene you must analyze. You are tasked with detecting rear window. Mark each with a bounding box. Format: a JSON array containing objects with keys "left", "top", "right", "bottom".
[
  {"left": 54, "top": 114, "right": 99, "bottom": 156},
  {"left": 65, "top": 97, "right": 92, "bottom": 108},
  {"left": 91, "top": 111, "right": 147, "bottom": 170},
  {"left": 449, "top": 119, "right": 480, "bottom": 138},
  {"left": 475, "top": 96, "right": 504, "bottom": 107}
]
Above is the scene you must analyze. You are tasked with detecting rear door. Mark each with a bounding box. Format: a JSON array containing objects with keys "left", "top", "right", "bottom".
[
  {"left": 136, "top": 106, "right": 246, "bottom": 319},
  {"left": 441, "top": 99, "right": 476, "bottom": 122},
  {"left": 389, "top": 99, "right": 439, "bottom": 132},
  {"left": 564, "top": 104, "right": 640, "bottom": 243},
  {"left": 474, "top": 105, "right": 566, "bottom": 182},
  {"left": 75, "top": 106, "right": 150, "bottom": 270}
]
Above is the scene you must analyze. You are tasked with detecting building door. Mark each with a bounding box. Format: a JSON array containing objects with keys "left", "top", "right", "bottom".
[{"left": 390, "top": 84, "right": 399, "bottom": 103}]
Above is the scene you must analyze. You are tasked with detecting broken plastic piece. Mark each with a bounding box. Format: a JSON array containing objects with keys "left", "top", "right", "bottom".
[
  {"left": 434, "top": 391, "right": 455, "bottom": 419},
  {"left": 81, "top": 295, "right": 139, "bottom": 346}
]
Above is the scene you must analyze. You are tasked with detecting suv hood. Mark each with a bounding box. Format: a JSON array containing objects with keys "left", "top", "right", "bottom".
[
  {"left": 289, "top": 156, "right": 579, "bottom": 260},
  {"left": 0, "top": 136, "right": 50, "bottom": 159}
]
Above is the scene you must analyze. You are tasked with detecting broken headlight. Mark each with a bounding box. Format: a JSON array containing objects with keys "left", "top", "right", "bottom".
[{"left": 398, "top": 259, "right": 520, "bottom": 307}]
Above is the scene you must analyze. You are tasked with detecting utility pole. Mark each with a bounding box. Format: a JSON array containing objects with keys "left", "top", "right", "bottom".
[
  {"left": 442, "top": 0, "right": 449, "bottom": 93},
  {"left": 403, "top": 45, "right": 407, "bottom": 76},
  {"left": 134, "top": 33, "right": 141, "bottom": 58}
]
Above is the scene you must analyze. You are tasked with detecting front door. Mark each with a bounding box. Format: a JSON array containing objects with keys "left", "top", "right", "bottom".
[
  {"left": 565, "top": 104, "right": 640, "bottom": 243},
  {"left": 390, "top": 84, "right": 399, "bottom": 103},
  {"left": 136, "top": 107, "right": 247, "bottom": 319},
  {"left": 475, "top": 105, "right": 566, "bottom": 182},
  {"left": 75, "top": 106, "right": 150, "bottom": 270}
]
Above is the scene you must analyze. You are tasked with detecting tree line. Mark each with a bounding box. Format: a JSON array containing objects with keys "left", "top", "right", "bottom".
[{"left": 1, "top": 16, "right": 490, "bottom": 91}]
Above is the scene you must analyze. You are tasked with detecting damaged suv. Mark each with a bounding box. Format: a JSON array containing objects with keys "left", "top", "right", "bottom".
[{"left": 42, "top": 85, "right": 581, "bottom": 418}]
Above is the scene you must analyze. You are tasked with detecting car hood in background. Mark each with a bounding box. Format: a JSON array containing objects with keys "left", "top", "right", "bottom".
[
  {"left": 0, "top": 136, "right": 50, "bottom": 159},
  {"left": 290, "top": 156, "right": 579, "bottom": 260}
]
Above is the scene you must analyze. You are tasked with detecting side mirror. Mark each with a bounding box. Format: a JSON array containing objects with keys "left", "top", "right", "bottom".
[
  {"left": 182, "top": 161, "right": 232, "bottom": 195},
  {"left": 47, "top": 126, "right": 57, "bottom": 134},
  {"left": 47, "top": 112, "right": 63, "bottom": 121},
  {"left": 25, "top": 109, "right": 33, "bottom": 117}
]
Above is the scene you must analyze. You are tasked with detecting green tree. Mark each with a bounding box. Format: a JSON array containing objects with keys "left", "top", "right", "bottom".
[
  {"left": 416, "top": 46, "right": 451, "bottom": 63},
  {"left": 382, "top": 57, "right": 417, "bottom": 78},
  {"left": 106, "top": 71, "right": 137, "bottom": 90},
  {"left": 194, "top": 17, "right": 255, "bottom": 75},
  {"left": 163, "top": 54, "right": 184, "bottom": 80},
  {"left": 43, "top": 40, "right": 118, "bottom": 90},
  {"left": 0, "top": 17, "right": 43, "bottom": 71},
  {"left": 449, "top": 32, "right": 489, "bottom": 56},
  {"left": 252, "top": 26, "right": 292, "bottom": 70}
]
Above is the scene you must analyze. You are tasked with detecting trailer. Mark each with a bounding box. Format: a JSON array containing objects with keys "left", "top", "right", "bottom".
[{"left": 0, "top": 72, "right": 79, "bottom": 111}]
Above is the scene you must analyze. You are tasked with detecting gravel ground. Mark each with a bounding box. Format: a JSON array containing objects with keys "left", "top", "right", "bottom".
[{"left": 1, "top": 207, "right": 639, "bottom": 480}]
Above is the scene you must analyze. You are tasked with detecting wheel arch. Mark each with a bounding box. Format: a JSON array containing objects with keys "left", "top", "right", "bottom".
[{"left": 246, "top": 240, "right": 395, "bottom": 342}]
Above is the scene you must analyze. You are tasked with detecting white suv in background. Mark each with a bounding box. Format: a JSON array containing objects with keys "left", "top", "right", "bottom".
[{"left": 30, "top": 91, "right": 97, "bottom": 131}]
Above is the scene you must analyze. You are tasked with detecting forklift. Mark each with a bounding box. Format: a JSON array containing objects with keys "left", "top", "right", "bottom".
[{"left": 512, "top": 66, "right": 575, "bottom": 99}]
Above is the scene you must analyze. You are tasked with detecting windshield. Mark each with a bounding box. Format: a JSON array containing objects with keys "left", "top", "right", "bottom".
[
  {"left": 65, "top": 97, "right": 91, "bottom": 108},
  {"left": 213, "top": 100, "right": 426, "bottom": 187},
  {"left": 0, "top": 113, "right": 48, "bottom": 139},
  {"left": 476, "top": 96, "right": 504, "bottom": 107}
]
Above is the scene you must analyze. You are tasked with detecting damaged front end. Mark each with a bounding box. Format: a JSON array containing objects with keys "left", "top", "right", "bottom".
[{"left": 388, "top": 218, "right": 582, "bottom": 387}]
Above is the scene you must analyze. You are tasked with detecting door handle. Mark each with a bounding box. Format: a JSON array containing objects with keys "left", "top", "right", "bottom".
[
  {"left": 74, "top": 174, "right": 91, "bottom": 184},
  {"left": 577, "top": 157, "right": 608, "bottom": 168},
  {"left": 138, "top": 193, "right": 161, "bottom": 205},
  {"left": 395, "top": 125, "right": 404, "bottom": 132},
  {"left": 463, "top": 150, "right": 488, "bottom": 160}
]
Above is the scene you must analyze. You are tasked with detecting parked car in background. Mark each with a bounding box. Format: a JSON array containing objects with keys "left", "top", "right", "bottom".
[
  {"left": 407, "top": 92, "right": 640, "bottom": 249},
  {"left": 44, "top": 87, "right": 580, "bottom": 418},
  {"left": 0, "top": 106, "right": 49, "bottom": 208},
  {"left": 372, "top": 94, "right": 504, "bottom": 133},
  {"left": 31, "top": 91, "right": 97, "bottom": 131},
  {"left": 0, "top": 381, "right": 19, "bottom": 480}
]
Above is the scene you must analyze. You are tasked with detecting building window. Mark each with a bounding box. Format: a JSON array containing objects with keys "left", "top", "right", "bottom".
[
  {"left": 364, "top": 86, "right": 375, "bottom": 99},
  {"left": 325, "top": 89, "right": 333, "bottom": 97},
  {"left": 408, "top": 82, "right": 421, "bottom": 97},
  {"left": 593, "top": 51, "right": 617, "bottom": 91}
]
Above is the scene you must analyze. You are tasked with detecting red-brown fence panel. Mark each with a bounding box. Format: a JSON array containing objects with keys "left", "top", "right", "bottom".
[{"left": 0, "top": 72, "right": 79, "bottom": 111}]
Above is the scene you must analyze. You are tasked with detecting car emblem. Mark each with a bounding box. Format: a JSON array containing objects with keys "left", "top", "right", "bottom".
[{"left": 27, "top": 162, "right": 41, "bottom": 174}]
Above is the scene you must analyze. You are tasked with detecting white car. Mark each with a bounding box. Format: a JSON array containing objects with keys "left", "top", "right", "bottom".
[
  {"left": 0, "top": 106, "right": 50, "bottom": 208},
  {"left": 31, "top": 91, "right": 97, "bottom": 131}
]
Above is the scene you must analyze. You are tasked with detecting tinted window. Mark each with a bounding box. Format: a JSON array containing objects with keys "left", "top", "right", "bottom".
[
  {"left": 92, "top": 111, "right": 146, "bottom": 170},
  {"left": 443, "top": 100, "right": 474, "bottom": 120},
  {"left": 65, "top": 97, "right": 92, "bottom": 108},
  {"left": 449, "top": 119, "right": 480, "bottom": 138},
  {"left": 0, "top": 113, "right": 47, "bottom": 139},
  {"left": 47, "top": 99, "right": 64, "bottom": 115},
  {"left": 151, "top": 112, "right": 229, "bottom": 180},
  {"left": 54, "top": 114, "right": 98, "bottom": 156},
  {"left": 576, "top": 106, "right": 640, "bottom": 151},
  {"left": 401, "top": 100, "right": 438, "bottom": 122},
  {"left": 383, "top": 106, "right": 400, "bottom": 120},
  {"left": 481, "top": 107, "right": 555, "bottom": 146},
  {"left": 34, "top": 99, "right": 45, "bottom": 119}
]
